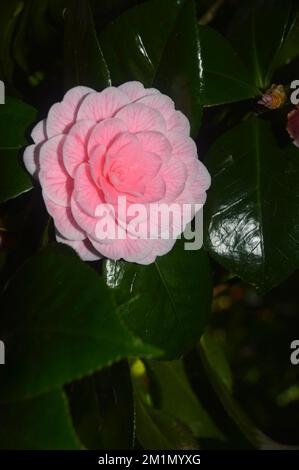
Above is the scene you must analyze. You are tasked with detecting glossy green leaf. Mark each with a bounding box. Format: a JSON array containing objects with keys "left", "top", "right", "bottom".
[
  {"left": 204, "top": 117, "right": 299, "bottom": 291},
  {"left": 147, "top": 359, "right": 224, "bottom": 440},
  {"left": 0, "top": 97, "right": 36, "bottom": 203},
  {"left": 0, "top": 389, "right": 81, "bottom": 449},
  {"left": 135, "top": 392, "right": 199, "bottom": 450},
  {"left": 99, "top": 0, "right": 202, "bottom": 135},
  {"left": 64, "top": 0, "right": 111, "bottom": 90},
  {"left": 0, "top": 244, "right": 160, "bottom": 402},
  {"left": 197, "top": 25, "right": 259, "bottom": 106},
  {"left": 228, "top": 0, "right": 294, "bottom": 88},
  {"left": 67, "top": 360, "right": 135, "bottom": 450},
  {"left": 104, "top": 241, "right": 212, "bottom": 359}
]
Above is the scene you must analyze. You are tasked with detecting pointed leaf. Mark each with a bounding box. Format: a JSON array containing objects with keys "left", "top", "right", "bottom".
[
  {"left": 64, "top": 0, "right": 111, "bottom": 89},
  {"left": 197, "top": 25, "right": 259, "bottom": 106},
  {"left": 0, "top": 389, "right": 81, "bottom": 450},
  {"left": 228, "top": 0, "right": 294, "bottom": 88},
  {"left": 99, "top": 0, "right": 202, "bottom": 135},
  {"left": 104, "top": 241, "right": 212, "bottom": 359},
  {"left": 67, "top": 360, "right": 135, "bottom": 450},
  {"left": 0, "top": 244, "right": 160, "bottom": 402},
  {"left": 204, "top": 117, "right": 299, "bottom": 291},
  {"left": 135, "top": 392, "right": 198, "bottom": 450},
  {"left": 147, "top": 359, "right": 224, "bottom": 440}
]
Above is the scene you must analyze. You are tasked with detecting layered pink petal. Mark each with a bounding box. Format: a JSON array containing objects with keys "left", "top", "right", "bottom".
[
  {"left": 87, "top": 118, "right": 127, "bottom": 155},
  {"left": 115, "top": 103, "right": 166, "bottom": 133},
  {"left": 167, "top": 110, "right": 190, "bottom": 134},
  {"left": 31, "top": 119, "right": 47, "bottom": 144},
  {"left": 143, "top": 175, "right": 166, "bottom": 202},
  {"left": 39, "top": 135, "right": 73, "bottom": 206},
  {"left": 184, "top": 159, "right": 211, "bottom": 204},
  {"left": 89, "top": 144, "right": 106, "bottom": 187},
  {"left": 90, "top": 236, "right": 154, "bottom": 263},
  {"left": 74, "top": 163, "right": 105, "bottom": 216},
  {"left": 46, "top": 86, "right": 93, "bottom": 137},
  {"left": 44, "top": 195, "right": 85, "bottom": 240},
  {"left": 23, "top": 82, "right": 210, "bottom": 266},
  {"left": 136, "top": 131, "right": 171, "bottom": 161},
  {"left": 108, "top": 151, "right": 161, "bottom": 195},
  {"left": 118, "top": 81, "right": 159, "bottom": 101},
  {"left": 167, "top": 131, "right": 197, "bottom": 164},
  {"left": 102, "top": 133, "right": 147, "bottom": 195},
  {"left": 137, "top": 94, "right": 174, "bottom": 121},
  {"left": 287, "top": 108, "right": 299, "bottom": 147},
  {"left": 105, "top": 131, "right": 140, "bottom": 161},
  {"left": 139, "top": 238, "right": 177, "bottom": 264},
  {"left": 161, "top": 158, "right": 187, "bottom": 201},
  {"left": 77, "top": 87, "right": 129, "bottom": 122},
  {"left": 71, "top": 196, "right": 99, "bottom": 240},
  {"left": 63, "top": 119, "right": 95, "bottom": 177},
  {"left": 23, "top": 144, "right": 39, "bottom": 177},
  {"left": 56, "top": 233, "right": 101, "bottom": 261}
]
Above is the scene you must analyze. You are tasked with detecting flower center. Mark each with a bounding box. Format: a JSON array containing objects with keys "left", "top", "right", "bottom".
[{"left": 109, "top": 161, "right": 128, "bottom": 186}]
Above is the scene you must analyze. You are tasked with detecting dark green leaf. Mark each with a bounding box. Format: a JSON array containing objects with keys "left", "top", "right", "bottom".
[
  {"left": 270, "top": 9, "right": 299, "bottom": 73},
  {"left": 67, "top": 360, "right": 135, "bottom": 450},
  {"left": 228, "top": 0, "right": 294, "bottom": 88},
  {"left": 64, "top": 0, "right": 111, "bottom": 90},
  {"left": 200, "top": 331, "right": 233, "bottom": 392},
  {"left": 99, "top": 0, "right": 202, "bottom": 135},
  {"left": 104, "top": 240, "right": 212, "bottom": 359},
  {"left": 199, "top": 331, "right": 299, "bottom": 449},
  {"left": 0, "top": 244, "right": 160, "bottom": 402},
  {"left": 0, "top": 97, "right": 36, "bottom": 202},
  {"left": 0, "top": 389, "right": 81, "bottom": 449},
  {"left": 0, "top": 2, "right": 24, "bottom": 84},
  {"left": 204, "top": 117, "right": 299, "bottom": 291},
  {"left": 90, "top": 0, "right": 143, "bottom": 30},
  {"left": 197, "top": 25, "right": 259, "bottom": 106},
  {"left": 135, "top": 392, "right": 199, "bottom": 450},
  {"left": 147, "top": 359, "right": 224, "bottom": 440}
]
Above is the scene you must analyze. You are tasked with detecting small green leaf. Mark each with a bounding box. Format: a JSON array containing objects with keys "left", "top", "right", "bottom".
[
  {"left": 147, "top": 359, "right": 224, "bottom": 440},
  {"left": 204, "top": 117, "right": 299, "bottom": 291},
  {"left": 0, "top": 389, "right": 81, "bottom": 450},
  {"left": 99, "top": 0, "right": 202, "bottom": 135},
  {"left": 104, "top": 241, "right": 212, "bottom": 359},
  {"left": 67, "top": 360, "right": 135, "bottom": 450},
  {"left": 0, "top": 244, "right": 160, "bottom": 402},
  {"left": 0, "top": 97, "right": 36, "bottom": 203},
  {"left": 64, "top": 0, "right": 111, "bottom": 89}
]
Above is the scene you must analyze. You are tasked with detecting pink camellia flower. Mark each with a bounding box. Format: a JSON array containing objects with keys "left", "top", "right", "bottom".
[
  {"left": 23, "top": 82, "right": 210, "bottom": 264},
  {"left": 287, "top": 107, "right": 299, "bottom": 147}
]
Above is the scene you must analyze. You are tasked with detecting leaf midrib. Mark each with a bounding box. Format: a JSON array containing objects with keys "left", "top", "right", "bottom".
[{"left": 154, "top": 260, "right": 180, "bottom": 323}]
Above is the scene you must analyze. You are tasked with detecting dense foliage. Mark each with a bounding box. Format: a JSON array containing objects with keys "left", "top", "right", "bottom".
[{"left": 0, "top": 0, "right": 298, "bottom": 449}]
